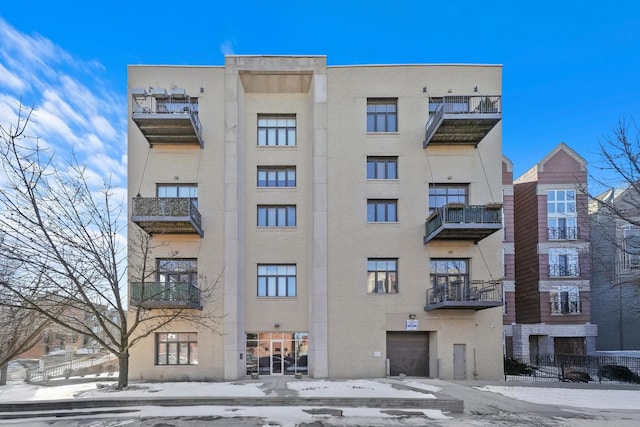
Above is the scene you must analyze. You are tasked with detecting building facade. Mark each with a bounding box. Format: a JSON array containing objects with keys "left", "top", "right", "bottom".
[
  {"left": 127, "top": 56, "right": 505, "bottom": 381},
  {"left": 590, "top": 187, "right": 640, "bottom": 350},
  {"left": 508, "top": 143, "right": 597, "bottom": 361}
]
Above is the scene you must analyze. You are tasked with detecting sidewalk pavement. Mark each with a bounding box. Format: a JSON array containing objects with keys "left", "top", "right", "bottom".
[{"left": 0, "top": 376, "right": 464, "bottom": 414}]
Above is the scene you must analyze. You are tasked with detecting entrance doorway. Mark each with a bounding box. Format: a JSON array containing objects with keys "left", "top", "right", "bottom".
[
  {"left": 270, "top": 340, "right": 284, "bottom": 375},
  {"left": 246, "top": 332, "right": 309, "bottom": 376},
  {"left": 386, "top": 332, "right": 429, "bottom": 376},
  {"left": 453, "top": 344, "right": 466, "bottom": 379}
]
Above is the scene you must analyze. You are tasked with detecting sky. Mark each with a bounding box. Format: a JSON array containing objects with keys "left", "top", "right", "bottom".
[{"left": 0, "top": 0, "right": 639, "bottom": 189}]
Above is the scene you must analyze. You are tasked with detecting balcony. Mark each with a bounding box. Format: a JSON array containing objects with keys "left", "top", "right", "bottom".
[
  {"left": 424, "top": 204, "right": 502, "bottom": 244},
  {"left": 425, "top": 280, "right": 503, "bottom": 311},
  {"left": 423, "top": 95, "right": 501, "bottom": 147},
  {"left": 550, "top": 300, "right": 581, "bottom": 314},
  {"left": 130, "top": 282, "right": 201, "bottom": 310},
  {"left": 548, "top": 264, "right": 580, "bottom": 277},
  {"left": 131, "top": 197, "right": 203, "bottom": 237},
  {"left": 547, "top": 227, "right": 578, "bottom": 240},
  {"left": 131, "top": 88, "right": 203, "bottom": 147}
]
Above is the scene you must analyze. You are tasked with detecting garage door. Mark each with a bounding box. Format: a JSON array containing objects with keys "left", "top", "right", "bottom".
[{"left": 386, "top": 332, "right": 429, "bottom": 377}]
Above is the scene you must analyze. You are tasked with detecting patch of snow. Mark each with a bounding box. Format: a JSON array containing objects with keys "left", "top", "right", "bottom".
[
  {"left": 477, "top": 385, "right": 640, "bottom": 410},
  {"left": 286, "top": 379, "right": 435, "bottom": 398}
]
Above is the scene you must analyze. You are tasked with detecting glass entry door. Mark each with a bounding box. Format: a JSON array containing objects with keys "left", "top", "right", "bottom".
[{"left": 270, "top": 340, "right": 284, "bottom": 375}]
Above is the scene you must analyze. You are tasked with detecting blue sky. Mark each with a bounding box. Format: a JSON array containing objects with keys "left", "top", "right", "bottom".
[{"left": 1, "top": 0, "right": 639, "bottom": 189}]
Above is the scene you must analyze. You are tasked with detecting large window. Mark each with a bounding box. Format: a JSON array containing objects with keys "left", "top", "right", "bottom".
[
  {"left": 428, "top": 184, "right": 468, "bottom": 214},
  {"left": 548, "top": 248, "right": 579, "bottom": 277},
  {"left": 258, "top": 116, "right": 296, "bottom": 146},
  {"left": 367, "top": 98, "right": 397, "bottom": 132},
  {"left": 367, "top": 200, "right": 397, "bottom": 222},
  {"left": 257, "top": 167, "right": 296, "bottom": 187},
  {"left": 367, "top": 259, "right": 398, "bottom": 294},
  {"left": 257, "top": 264, "right": 297, "bottom": 297},
  {"left": 157, "top": 259, "right": 198, "bottom": 286},
  {"left": 257, "top": 205, "right": 296, "bottom": 227},
  {"left": 547, "top": 189, "right": 577, "bottom": 240},
  {"left": 550, "top": 287, "right": 580, "bottom": 314},
  {"left": 156, "top": 333, "right": 198, "bottom": 365},
  {"left": 367, "top": 156, "right": 397, "bottom": 180},
  {"left": 157, "top": 184, "right": 198, "bottom": 207},
  {"left": 623, "top": 225, "right": 640, "bottom": 269},
  {"left": 430, "top": 259, "right": 469, "bottom": 301}
]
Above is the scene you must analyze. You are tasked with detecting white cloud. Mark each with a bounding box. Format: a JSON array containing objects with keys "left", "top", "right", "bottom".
[
  {"left": 220, "top": 40, "right": 235, "bottom": 56},
  {"left": 0, "top": 63, "right": 25, "bottom": 92},
  {"left": 0, "top": 17, "right": 127, "bottom": 188}
]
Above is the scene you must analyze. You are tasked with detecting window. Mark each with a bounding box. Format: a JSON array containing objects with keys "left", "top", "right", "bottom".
[
  {"left": 156, "top": 333, "right": 198, "bottom": 365},
  {"left": 157, "top": 184, "right": 198, "bottom": 207},
  {"left": 257, "top": 265, "right": 296, "bottom": 297},
  {"left": 367, "top": 99, "right": 397, "bottom": 132},
  {"left": 550, "top": 287, "right": 580, "bottom": 314},
  {"left": 430, "top": 259, "right": 469, "bottom": 301},
  {"left": 367, "top": 259, "right": 398, "bottom": 294},
  {"left": 257, "top": 205, "right": 296, "bottom": 227},
  {"left": 428, "top": 184, "right": 468, "bottom": 214},
  {"left": 547, "top": 190, "right": 577, "bottom": 240},
  {"left": 258, "top": 116, "right": 296, "bottom": 146},
  {"left": 548, "top": 248, "right": 579, "bottom": 277},
  {"left": 623, "top": 225, "right": 640, "bottom": 269},
  {"left": 157, "top": 259, "right": 198, "bottom": 286},
  {"left": 257, "top": 167, "right": 296, "bottom": 187},
  {"left": 367, "top": 157, "right": 397, "bottom": 180},
  {"left": 367, "top": 200, "right": 397, "bottom": 222}
]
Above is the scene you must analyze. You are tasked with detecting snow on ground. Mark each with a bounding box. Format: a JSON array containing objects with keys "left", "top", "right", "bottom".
[
  {"left": 477, "top": 385, "right": 640, "bottom": 410},
  {"left": 287, "top": 379, "right": 436, "bottom": 398}
]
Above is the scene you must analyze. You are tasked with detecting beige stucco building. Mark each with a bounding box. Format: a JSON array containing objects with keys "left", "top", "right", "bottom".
[{"left": 127, "top": 56, "right": 505, "bottom": 382}]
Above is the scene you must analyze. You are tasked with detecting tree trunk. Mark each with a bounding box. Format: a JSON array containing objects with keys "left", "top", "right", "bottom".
[
  {"left": 0, "top": 363, "right": 7, "bottom": 386},
  {"left": 117, "top": 351, "right": 129, "bottom": 390}
]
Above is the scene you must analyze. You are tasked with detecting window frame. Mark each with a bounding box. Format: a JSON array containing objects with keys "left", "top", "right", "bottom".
[
  {"left": 428, "top": 184, "right": 468, "bottom": 214},
  {"left": 367, "top": 98, "right": 397, "bottom": 133},
  {"left": 367, "top": 258, "right": 398, "bottom": 294},
  {"left": 623, "top": 225, "right": 640, "bottom": 269},
  {"left": 257, "top": 264, "right": 297, "bottom": 297},
  {"left": 547, "top": 189, "right": 577, "bottom": 240},
  {"left": 257, "top": 166, "right": 296, "bottom": 188},
  {"left": 257, "top": 115, "right": 296, "bottom": 146},
  {"left": 548, "top": 248, "right": 580, "bottom": 277},
  {"left": 367, "top": 199, "right": 398, "bottom": 223},
  {"left": 257, "top": 205, "right": 297, "bottom": 227},
  {"left": 156, "top": 332, "right": 198, "bottom": 366},
  {"left": 366, "top": 156, "right": 398, "bottom": 180},
  {"left": 157, "top": 259, "right": 198, "bottom": 287},
  {"left": 156, "top": 184, "right": 198, "bottom": 207},
  {"left": 550, "top": 286, "right": 580, "bottom": 314}
]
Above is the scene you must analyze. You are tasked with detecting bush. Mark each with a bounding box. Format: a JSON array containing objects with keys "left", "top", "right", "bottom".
[
  {"left": 504, "top": 357, "right": 534, "bottom": 375},
  {"left": 563, "top": 368, "right": 591, "bottom": 383},
  {"left": 599, "top": 365, "right": 640, "bottom": 384}
]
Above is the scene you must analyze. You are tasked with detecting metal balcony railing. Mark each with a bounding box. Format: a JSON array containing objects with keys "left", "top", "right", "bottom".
[
  {"left": 547, "top": 227, "right": 578, "bottom": 240},
  {"left": 424, "top": 95, "right": 502, "bottom": 147},
  {"left": 130, "top": 282, "right": 201, "bottom": 309},
  {"left": 550, "top": 300, "right": 581, "bottom": 314},
  {"left": 425, "top": 280, "right": 502, "bottom": 310},
  {"left": 131, "top": 197, "right": 202, "bottom": 235},
  {"left": 131, "top": 90, "right": 203, "bottom": 146},
  {"left": 548, "top": 264, "right": 580, "bottom": 277},
  {"left": 424, "top": 204, "right": 502, "bottom": 242}
]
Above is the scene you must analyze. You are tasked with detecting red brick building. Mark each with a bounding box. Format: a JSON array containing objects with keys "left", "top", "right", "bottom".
[{"left": 505, "top": 143, "right": 597, "bottom": 361}]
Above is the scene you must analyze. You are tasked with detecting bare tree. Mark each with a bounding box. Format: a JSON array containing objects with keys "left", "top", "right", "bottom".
[
  {"left": 588, "top": 118, "right": 640, "bottom": 224},
  {"left": 0, "top": 104, "right": 221, "bottom": 389},
  {"left": 588, "top": 119, "right": 640, "bottom": 347},
  {"left": 0, "top": 232, "right": 50, "bottom": 385}
]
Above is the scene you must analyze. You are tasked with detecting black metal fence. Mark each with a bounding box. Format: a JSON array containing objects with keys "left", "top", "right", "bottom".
[{"left": 505, "top": 354, "right": 640, "bottom": 384}]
